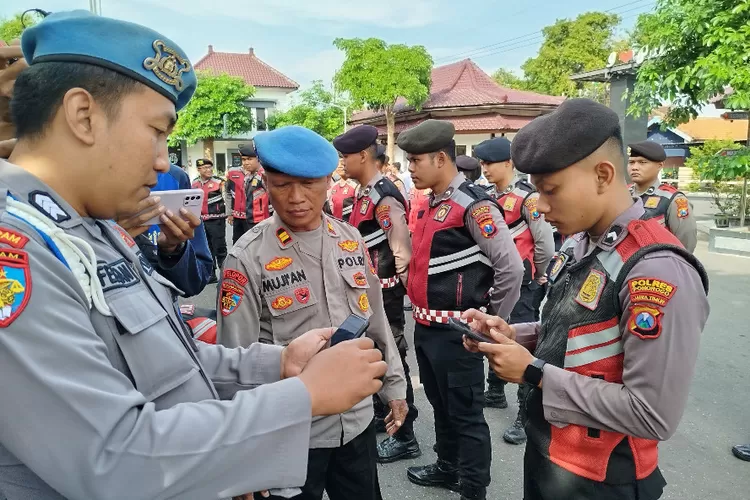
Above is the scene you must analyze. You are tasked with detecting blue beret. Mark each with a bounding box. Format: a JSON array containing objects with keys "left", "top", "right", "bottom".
[
  {"left": 254, "top": 126, "right": 338, "bottom": 178},
  {"left": 333, "top": 125, "right": 379, "bottom": 154},
  {"left": 21, "top": 10, "right": 196, "bottom": 111},
  {"left": 474, "top": 137, "right": 511, "bottom": 163}
]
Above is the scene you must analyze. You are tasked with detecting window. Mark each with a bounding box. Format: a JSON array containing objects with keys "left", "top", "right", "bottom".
[
  {"left": 456, "top": 145, "right": 467, "bottom": 156},
  {"left": 256, "top": 108, "right": 267, "bottom": 131},
  {"left": 215, "top": 153, "right": 226, "bottom": 174}
]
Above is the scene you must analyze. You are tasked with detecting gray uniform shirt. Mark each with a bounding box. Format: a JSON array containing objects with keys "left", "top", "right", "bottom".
[
  {"left": 514, "top": 200, "right": 710, "bottom": 441},
  {"left": 0, "top": 160, "right": 313, "bottom": 500},
  {"left": 633, "top": 179, "right": 697, "bottom": 253},
  {"left": 216, "top": 213, "right": 407, "bottom": 448}
]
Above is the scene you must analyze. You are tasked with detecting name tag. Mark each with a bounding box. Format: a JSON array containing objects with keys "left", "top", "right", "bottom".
[{"left": 98, "top": 258, "right": 140, "bottom": 292}]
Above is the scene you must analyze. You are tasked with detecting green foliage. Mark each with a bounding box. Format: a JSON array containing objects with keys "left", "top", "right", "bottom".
[
  {"left": 629, "top": 0, "right": 750, "bottom": 125},
  {"left": 266, "top": 81, "right": 350, "bottom": 141},
  {"left": 685, "top": 139, "right": 750, "bottom": 216},
  {"left": 169, "top": 71, "right": 255, "bottom": 147},
  {"left": 332, "top": 38, "right": 432, "bottom": 112},
  {"left": 491, "top": 68, "right": 528, "bottom": 90},
  {"left": 520, "top": 12, "right": 622, "bottom": 97},
  {"left": 0, "top": 11, "right": 40, "bottom": 42}
]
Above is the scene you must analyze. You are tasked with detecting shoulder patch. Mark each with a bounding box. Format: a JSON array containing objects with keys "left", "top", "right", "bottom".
[
  {"left": 224, "top": 268, "right": 249, "bottom": 286},
  {"left": 113, "top": 224, "right": 136, "bottom": 248},
  {"left": 0, "top": 249, "right": 31, "bottom": 327},
  {"left": 627, "top": 278, "right": 677, "bottom": 307},
  {"left": 0, "top": 227, "right": 29, "bottom": 249},
  {"left": 470, "top": 205, "right": 497, "bottom": 238},
  {"left": 265, "top": 257, "right": 293, "bottom": 272},
  {"left": 628, "top": 304, "right": 663, "bottom": 340},
  {"left": 220, "top": 282, "right": 244, "bottom": 316},
  {"left": 276, "top": 227, "right": 292, "bottom": 247},
  {"left": 338, "top": 240, "right": 359, "bottom": 253},
  {"left": 575, "top": 269, "right": 606, "bottom": 310},
  {"left": 674, "top": 197, "right": 689, "bottom": 218},
  {"left": 29, "top": 191, "right": 70, "bottom": 224},
  {"left": 524, "top": 196, "right": 541, "bottom": 221},
  {"left": 376, "top": 204, "right": 392, "bottom": 230}
]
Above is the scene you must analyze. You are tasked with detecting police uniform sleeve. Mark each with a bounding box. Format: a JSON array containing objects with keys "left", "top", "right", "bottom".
[
  {"left": 522, "top": 192, "right": 555, "bottom": 280},
  {"left": 379, "top": 196, "right": 412, "bottom": 282},
  {"left": 0, "top": 231, "right": 313, "bottom": 499},
  {"left": 224, "top": 176, "right": 234, "bottom": 216},
  {"left": 540, "top": 251, "right": 709, "bottom": 440},
  {"left": 465, "top": 200, "right": 524, "bottom": 319},
  {"left": 666, "top": 194, "right": 697, "bottom": 253},
  {"left": 155, "top": 221, "right": 213, "bottom": 297}
]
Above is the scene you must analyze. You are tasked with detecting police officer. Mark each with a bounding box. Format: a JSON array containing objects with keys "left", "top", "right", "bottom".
[
  {"left": 225, "top": 144, "right": 257, "bottom": 243},
  {"left": 192, "top": 158, "right": 228, "bottom": 282},
  {"left": 217, "top": 125, "right": 408, "bottom": 500},
  {"left": 456, "top": 154, "right": 483, "bottom": 183},
  {"left": 241, "top": 144, "right": 273, "bottom": 232},
  {"left": 0, "top": 10, "right": 390, "bottom": 499},
  {"left": 463, "top": 99, "right": 710, "bottom": 500},
  {"left": 376, "top": 144, "right": 408, "bottom": 198},
  {"left": 333, "top": 125, "right": 420, "bottom": 464},
  {"left": 399, "top": 119, "right": 524, "bottom": 500},
  {"left": 327, "top": 156, "right": 357, "bottom": 222},
  {"left": 474, "top": 137, "right": 555, "bottom": 445},
  {"left": 628, "top": 141, "right": 697, "bottom": 252}
]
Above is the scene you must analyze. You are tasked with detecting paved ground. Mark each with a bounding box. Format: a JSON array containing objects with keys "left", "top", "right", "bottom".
[{"left": 184, "top": 201, "right": 750, "bottom": 499}]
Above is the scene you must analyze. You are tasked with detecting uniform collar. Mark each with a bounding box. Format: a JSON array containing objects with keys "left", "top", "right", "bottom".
[
  {"left": 500, "top": 175, "right": 521, "bottom": 195},
  {"left": 430, "top": 172, "right": 465, "bottom": 207},
  {"left": 0, "top": 159, "right": 83, "bottom": 230},
  {"left": 357, "top": 172, "right": 383, "bottom": 199},
  {"left": 581, "top": 199, "right": 646, "bottom": 255},
  {"left": 631, "top": 179, "right": 660, "bottom": 197},
  {"left": 271, "top": 212, "right": 340, "bottom": 249}
]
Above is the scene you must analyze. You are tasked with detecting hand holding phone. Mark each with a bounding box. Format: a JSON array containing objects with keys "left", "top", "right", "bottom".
[
  {"left": 447, "top": 317, "right": 498, "bottom": 344},
  {"left": 330, "top": 314, "right": 370, "bottom": 346},
  {"left": 136, "top": 189, "right": 204, "bottom": 227}
]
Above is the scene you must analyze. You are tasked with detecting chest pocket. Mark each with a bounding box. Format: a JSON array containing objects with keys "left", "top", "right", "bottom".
[
  {"left": 108, "top": 288, "right": 197, "bottom": 403},
  {"left": 262, "top": 267, "right": 319, "bottom": 319},
  {"left": 338, "top": 263, "right": 373, "bottom": 319}
]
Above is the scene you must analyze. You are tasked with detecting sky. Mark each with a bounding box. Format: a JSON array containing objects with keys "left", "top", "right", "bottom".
[{"left": 2, "top": 0, "right": 655, "bottom": 91}]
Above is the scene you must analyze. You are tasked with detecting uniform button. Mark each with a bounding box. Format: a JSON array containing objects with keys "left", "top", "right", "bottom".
[
  {"left": 557, "top": 390, "right": 566, "bottom": 399},
  {"left": 550, "top": 411, "right": 561, "bottom": 420}
]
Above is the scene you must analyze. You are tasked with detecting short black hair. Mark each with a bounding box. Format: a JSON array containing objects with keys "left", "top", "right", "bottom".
[
  {"left": 464, "top": 168, "right": 481, "bottom": 182},
  {"left": 11, "top": 62, "right": 143, "bottom": 140},
  {"left": 430, "top": 141, "right": 456, "bottom": 163},
  {"left": 602, "top": 135, "right": 626, "bottom": 178}
]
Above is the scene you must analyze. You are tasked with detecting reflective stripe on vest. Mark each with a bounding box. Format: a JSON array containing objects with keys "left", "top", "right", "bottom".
[
  {"left": 428, "top": 245, "right": 491, "bottom": 275},
  {"left": 412, "top": 305, "right": 467, "bottom": 324},
  {"left": 380, "top": 275, "right": 400, "bottom": 288},
  {"left": 564, "top": 323, "right": 623, "bottom": 369},
  {"left": 363, "top": 228, "right": 387, "bottom": 248}
]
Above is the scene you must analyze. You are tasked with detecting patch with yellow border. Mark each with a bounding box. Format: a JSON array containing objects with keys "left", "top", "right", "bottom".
[
  {"left": 574, "top": 269, "right": 606, "bottom": 310},
  {"left": 644, "top": 196, "right": 661, "bottom": 209},
  {"left": 338, "top": 240, "right": 359, "bottom": 252},
  {"left": 264, "top": 257, "right": 293, "bottom": 272},
  {"left": 675, "top": 197, "right": 689, "bottom": 218},
  {"left": 358, "top": 292, "right": 369, "bottom": 313},
  {"left": 271, "top": 295, "right": 294, "bottom": 310},
  {"left": 628, "top": 304, "right": 663, "bottom": 340}
]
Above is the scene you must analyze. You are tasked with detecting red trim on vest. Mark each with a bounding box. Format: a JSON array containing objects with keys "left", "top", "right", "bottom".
[
  {"left": 657, "top": 183, "right": 678, "bottom": 194},
  {"left": 186, "top": 317, "right": 217, "bottom": 344},
  {"left": 226, "top": 169, "right": 248, "bottom": 219},
  {"left": 330, "top": 183, "right": 355, "bottom": 220},
  {"left": 499, "top": 191, "right": 535, "bottom": 277}
]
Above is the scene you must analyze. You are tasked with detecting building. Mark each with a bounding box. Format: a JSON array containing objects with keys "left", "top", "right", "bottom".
[
  {"left": 348, "top": 59, "right": 564, "bottom": 167},
  {"left": 179, "top": 46, "right": 298, "bottom": 179}
]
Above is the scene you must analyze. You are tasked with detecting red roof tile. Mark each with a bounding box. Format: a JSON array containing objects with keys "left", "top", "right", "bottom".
[
  {"left": 370, "top": 113, "right": 535, "bottom": 135},
  {"left": 351, "top": 59, "right": 563, "bottom": 122},
  {"left": 194, "top": 47, "right": 299, "bottom": 89}
]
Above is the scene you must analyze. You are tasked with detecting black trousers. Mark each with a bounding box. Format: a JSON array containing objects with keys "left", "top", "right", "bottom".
[
  {"left": 231, "top": 217, "right": 251, "bottom": 244},
  {"left": 204, "top": 219, "right": 227, "bottom": 273},
  {"left": 415, "top": 323, "right": 491, "bottom": 490},
  {"left": 373, "top": 325, "right": 418, "bottom": 438},
  {"left": 267, "top": 422, "right": 382, "bottom": 500}
]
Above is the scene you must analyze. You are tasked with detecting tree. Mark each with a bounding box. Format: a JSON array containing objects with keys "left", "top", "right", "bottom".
[
  {"left": 333, "top": 38, "right": 432, "bottom": 159},
  {"left": 169, "top": 71, "right": 255, "bottom": 159},
  {"left": 266, "top": 80, "right": 350, "bottom": 141},
  {"left": 491, "top": 68, "right": 527, "bottom": 90},
  {"left": 520, "top": 12, "right": 622, "bottom": 98},
  {"left": 629, "top": 0, "right": 750, "bottom": 126},
  {"left": 1, "top": 11, "right": 40, "bottom": 42}
]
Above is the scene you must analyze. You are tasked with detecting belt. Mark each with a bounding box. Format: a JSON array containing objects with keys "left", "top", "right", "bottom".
[
  {"left": 380, "top": 275, "right": 400, "bottom": 289},
  {"left": 412, "top": 306, "right": 467, "bottom": 324}
]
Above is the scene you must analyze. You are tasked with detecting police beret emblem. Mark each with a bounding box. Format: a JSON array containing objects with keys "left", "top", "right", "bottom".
[
  {"left": 143, "top": 40, "right": 192, "bottom": 91},
  {"left": 627, "top": 146, "right": 632, "bottom": 156}
]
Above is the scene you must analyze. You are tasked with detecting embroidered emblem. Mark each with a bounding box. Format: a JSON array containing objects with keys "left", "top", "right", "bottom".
[
  {"left": 628, "top": 304, "right": 663, "bottom": 340},
  {"left": 602, "top": 225, "right": 623, "bottom": 246},
  {"left": 265, "top": 257, "right": 293, "bottom": 272},
  {"left": 548, "top": 252, "right": 569, "bottom": 282},
  {"left": 97, "top": 258, "right": 141, "bottom": 292},
  {"left": 471, "top": 206, "right": 490, "bottom": 219},
  {"left": 338, "top": 240, "right": 359, "bottom": 252},
  {"left": 272, "top": 295, "right": 294, "bottom": 310},
  {"left": 627, "top": 146, "right": 632, "bottom": 156},
  {"left": 327, "top": 220, "right": 337, "bottom": 235},
  {"left": 433, "top": 204, "right": 452, "bottom": 222},
  {"left": 360, "top": 199, "right": 371, "bottom": 214},
  {"left": 471, "top": 205, "right": 497, "bottom": 238},
  {"left": 358, "top": 292, "right": 369, "bottom": 313},
  {"left": 224, "top": 268, "right": 249, "bottom": 286},
  {"left": 627, "top": 278, "right": 676, "bottom": 307},
  {"left": 113, "top": 224, "right": 136, "bottom": 248},
  {"left": 179, "top": 304, "right": 195, "bottom": 316},
  {"left": 353, "top": 272, "right": 367, "bottom": 286},
  {"left": 502, "top": 197, "right": 517, "bottom": 212},
  {"left": 28, "top": 191, "right": 70, "bottom": 224},
  {"left": 366, "top": 251, "right": 377, "bottom": 275},
  {"left": 575, "top": 269, "right": 606, "bottom": 311},
  {"left": 524, "top": 196, "right": 540, "bottom": 221},
  {"left": 0, "top": 250, "right": 30, "bottom": 327},
  {"left": 343, "top": 187, "right": 349, "bottom": 195},
  {"left": 644, "top": 196, "right": 661, "bottom": 209},
  {"left": 376, "top": 204, "right": 392, "bottom": 230},
  {"left": 220, "top": 282, "right": 244, "bottom": 316},
  {"left": 276, "top": 227, "right": 292, "bottom": 246},
  {"left": 0, "top": 227, "right": 28, "bottom": 249},
  {"left": 294, "top": 287, "right": 311, "bottom": 304},
  {"left": 675, "top": 197, "right": 689, "bottom": 218},
  {"left": 362, "top": 187, "right": 372, "bottom": 197},
  {"left": 480, "top": 221, "right": 497, "bottom": 238},
  {"left": 143, "top": 40, "right": 192, "bottom": 91},
  {"left": 137, "top": 251, "right": 155, "bottom": 276}
]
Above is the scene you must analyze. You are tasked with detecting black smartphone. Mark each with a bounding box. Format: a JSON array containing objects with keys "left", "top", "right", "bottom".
[
  {"left": 447, "top": 317, "right": 498, "bottom": 344},
  {"left": 330, "top": 314, "right": 370, "bottom": 346}
]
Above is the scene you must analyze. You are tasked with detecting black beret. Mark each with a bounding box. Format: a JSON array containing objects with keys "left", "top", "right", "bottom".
[
  {"left": 239, "top": 143, "right": 257, "bottom": 158},
  {"left": 333, "top": 125, "right": 379, "bottom": 154},
  {"left": 511, "top": 98, "right": 621, "bottom": 175},
  {"left": 628, "top": 141, "right": 666, "bottom": 162},
  {"left": 397, "top": 119, "right": 455, "bottom": 154},
  {"left": 376, "top": 144, "right": 386, "bottom": 158},
  {"left": 196, "top": 158, "right": 213, "bottom": 167},
  {"left": 474, "top": 137, "right": 511, "bottom": 163},
  {"left": 456, "top": 155, "right": 480, "bottom": 171}
]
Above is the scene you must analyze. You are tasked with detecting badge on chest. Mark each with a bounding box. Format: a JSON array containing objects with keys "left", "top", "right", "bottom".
[{"left": 575, "top": 269, "right": 607, "bottom": 311}]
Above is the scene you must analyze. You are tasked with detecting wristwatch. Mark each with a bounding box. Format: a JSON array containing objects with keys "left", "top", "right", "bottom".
[{"left": 523, "top": 358, "right": 546, "bottom": 387}]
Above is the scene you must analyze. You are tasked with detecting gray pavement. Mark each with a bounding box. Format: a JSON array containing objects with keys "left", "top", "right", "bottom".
[{"left": 183, "top": 222, "right": 750, "bottom": 500}]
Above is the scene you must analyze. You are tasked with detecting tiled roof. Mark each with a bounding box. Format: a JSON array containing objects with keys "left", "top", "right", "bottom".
[
  {"left": 676, "top": 118, "right": 749, "bottom": 142},
  {"left": 351, "top": 59, "right": 563, "bottom": 122},
  {"left": 194, "top": 47, "right": 299, "bottom": 89},
  {"left": 370, "top": 113, "right": 535, "bottom": 135}
]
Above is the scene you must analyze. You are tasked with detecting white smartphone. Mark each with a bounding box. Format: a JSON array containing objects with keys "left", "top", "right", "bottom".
[{"left": 138, "top": 189, "right": 204, "bottom": 226}]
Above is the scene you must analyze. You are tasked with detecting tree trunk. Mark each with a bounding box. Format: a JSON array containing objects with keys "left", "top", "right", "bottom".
[
  {"left": 203, "top": 138, "right": 215, "bottom": 162},
  {"left": 385, "top": 106, "right": 396, "bottom": 162}
]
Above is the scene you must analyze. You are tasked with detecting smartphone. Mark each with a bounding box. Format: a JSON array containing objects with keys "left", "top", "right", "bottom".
[
  {"left": 447, "top": 317, "right": 498, "bottom": 344},
  {"left": 330, "top": 314, "right": 370, "bottom": 346},
  {"left": 138, "top": 189, "right": 204, "bottom": 226}
]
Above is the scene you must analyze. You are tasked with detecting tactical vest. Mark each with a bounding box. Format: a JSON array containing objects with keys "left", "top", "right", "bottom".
[
  {"left": 350, "top": 178, "right": 410, "bottom": 325},
  {"left": 635, "top": 183, "right": 681, "bottom": 231},
  {"left": 225, "top": 168, "right": 248, "bottom": 219},
  {"left": 526, "top": 218, "right": 709, "bottom": 484},
  {"left": 497, "top": 180, "right": 537, "bottom": 282},
  {"left": 329, "top": 181, "right": 356, "bottom": 222},
  {"left": 244, "top": 172, "right": 271, "bottom": 224},
  {"left": 408, "top": 189, "right": 430, "bottom": 233},
  {"left": 192, "top": 177, "right": 226, "bottom": 221},
  {"left": 408, "top": 181, "right": 502, "bottom": 326}
]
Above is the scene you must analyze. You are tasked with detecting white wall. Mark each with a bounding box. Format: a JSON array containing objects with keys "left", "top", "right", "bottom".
[{"left": 251, "top": 87, "right": 294, "bottom": 111}]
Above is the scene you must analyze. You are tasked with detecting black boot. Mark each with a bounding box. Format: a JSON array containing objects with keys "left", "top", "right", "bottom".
[
  {"left": 377, "top": 431, "right": 422, "bottom": 463},
  {"left": 484, "top": 383, "right": 507, "bottom": 409},
  {"left": 460, "top": 485, "right": 487, "bottom": 500},
  {"left": 732, "top": 444, "right": 750, "bottom": 462},
  {"left": 503, "top": 410, "right": 527, "bottom": 444},
  {"left": 407, "top": 460, "right": 460, "bottom": 492}
]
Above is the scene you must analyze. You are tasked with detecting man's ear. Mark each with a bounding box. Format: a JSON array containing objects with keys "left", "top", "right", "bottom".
[
  {"left": 61, "top": 87, "right": 100, "bottom": 146},
  {"left": 594, "top": 160, "right": 618, "bottom": 194}
]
